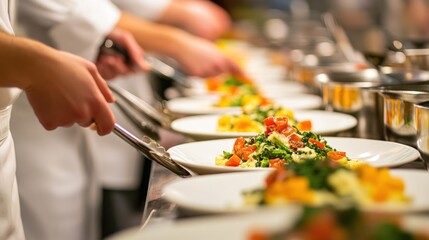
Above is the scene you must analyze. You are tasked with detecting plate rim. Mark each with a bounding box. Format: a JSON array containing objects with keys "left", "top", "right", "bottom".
[
  {"left": 167, "top": 137, "right": 421, "bottom": 174},
  {"left": 162, "top": 169, "right": 429, "bottom": 214},
  {"left": 170, "top": 110, "right": 358, "bottom": 138},
  {"left": 166, "top": 94, "right": 323, "bottom": 115}
]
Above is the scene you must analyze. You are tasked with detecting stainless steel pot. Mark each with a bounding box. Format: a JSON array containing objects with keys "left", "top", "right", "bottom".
[
  {"left": 377, "top": 84, "right": 429, "bottom": 147},
  {"left": 316, "top": 68, "right": 384, "bottom": 139},
  {"left": 292, "top": 62, "right": 359, "bottom": 94},
  {"left": 414, "top": 101, "right": 429, "bottom": 170},
  {"left": 317, "top": 67, "right": 429, "bottom": 140}
]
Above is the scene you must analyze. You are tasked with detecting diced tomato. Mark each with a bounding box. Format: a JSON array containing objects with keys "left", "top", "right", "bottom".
[
  {"left": 241, "top": 145, "right": 257, "bottom": 161},
  {"left": 327, "top": 151, "right": 347, "bottom": 161},
  {"left": 297, "top": 120, "right": 312, "bottom": 131},
  {"left": 235, "top": 74, "right": 254, "bottom": 85},
  {"left": 309, "top": 138, "right": 325, "bottom": 149},
  {"left": 288, "top": 134, "right": 303, "bottom": 150},
  {"left": 248, "top": 231, "right": 268, "bottom": 240},
  {"left": 269, "top": 158, "right": 286, "bottom": 169},
  {"left": 233, "top": 137, "right": 245, "bottom": 156},
  {"left": 274, "top": 117, "right": 289, "bottom": 133},
  {"left": 225, "top": 154, "right": 241, "bottom": 167},
  {"left": 280, "top": 126, "right": 296, "bottom": 136},
  {"left": 260, "top": 97, "right": 271, "bottom": 106},
  {"left": 264, "top": 117, "right": 294, "bottom": 136},
  {"left": 288, "top": 133, "right": 302, "bottom": 142},
  {"left": 265, "top": 168, "right": 287, "bottom": 186},
  {"left": 229, "top": 86, "right": 239, "bottom": 94},
  {"left": 263, "top": 117, "right": 276, "bottom": 127}
]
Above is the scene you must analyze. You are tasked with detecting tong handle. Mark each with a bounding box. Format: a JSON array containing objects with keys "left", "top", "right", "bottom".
[
  {"left": 109, "top": 84, "right": 172, "bottom": 128},
  {"left": 113, "top": 123, "right": 192, "bottom": 178},
  {"left": 100, "top": 38, "right": 190, "bottom": 87}
]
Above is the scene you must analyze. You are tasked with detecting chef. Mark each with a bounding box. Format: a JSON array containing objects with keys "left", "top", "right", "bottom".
[{"left": 1, "top": 0, "right": 123, "bottom": 238}]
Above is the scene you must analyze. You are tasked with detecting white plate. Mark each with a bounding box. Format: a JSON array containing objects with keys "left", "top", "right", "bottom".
[
  {"left": 183, "top": 82, "right": 307, "bottom": 98},
  {"left": 170, "top": 111, "right": 357, "bottom": 140},
  {"left": 109, "top": 209, "right": 429, "bottom": 240},
  {"left": 162, "top": 169, "right": 429, "bottom": 214},
  {"left": 167, "top": 137, "right": 420, "bottom": 174},
  {"left": 108, "top": 207, "right": 302, "bottom": 240},
  {"left": 166, "top": 94, "right": 322, "bottom": 115}
]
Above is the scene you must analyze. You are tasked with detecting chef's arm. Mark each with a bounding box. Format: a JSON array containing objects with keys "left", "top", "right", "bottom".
[
  {"left": 115, "top": 12, "right": 241, "bottom": 77},
  {"left": 0, "top": 30, "right": 116, "bottom": 135},
  {"left": 110, "top": 0, "right": 231, "bottom": 40}
]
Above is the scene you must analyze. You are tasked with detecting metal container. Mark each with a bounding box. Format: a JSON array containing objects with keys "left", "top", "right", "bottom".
[
  {"left": 293, "top": 62, "right": 359, "bottom": 94},
  {"left": 316, "top": 68, "right": 384, "bottom": 139},
  {"left": 415, "top": 101, "right": 429, "bottom": 170},
  {"left": 405, "top": 49, "right": 429, "bottom": 70},
  {"left": 377, "top": 84, "right": 429, "bottom": 147}
]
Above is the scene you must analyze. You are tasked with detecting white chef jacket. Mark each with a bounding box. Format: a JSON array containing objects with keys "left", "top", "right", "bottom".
[
  {"left": 111, "top": 0, "right": 171, "bottom": 21},
  {"left": 0, "top": 1, "right": 24, "bottom": 239},
  {"left": 86, "top": 0, "right": 172, "bottom": 189},
  {"left": 17, "top": 0, "right": 171, "bottom": 191},
  {"left": 12, "top": 1, "right": 121, "bottom": 240}
]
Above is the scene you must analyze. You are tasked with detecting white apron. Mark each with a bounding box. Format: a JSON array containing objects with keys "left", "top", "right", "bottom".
[{"left": 0, "top": 1, "right": 24, "bottom": 239}]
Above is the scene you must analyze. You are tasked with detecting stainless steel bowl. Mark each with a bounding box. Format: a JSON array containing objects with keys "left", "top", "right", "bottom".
[
  {"left": 316, "top": 68, "right": 384, "bottom": 139},
  {"left": 380, "top": 67, "right": 429, "bottom": 83},
  {"left": 293, "top": 62, "right": 360, "bottom": 94},
  {"left": 415, "top": 101, "right": 429, "bottom": 170},
  {"left": 405, "top": 49, "right": 429, "bottom": 70},
  {"left": 377, "top": 84, "right": 429, "bottom": 147}
]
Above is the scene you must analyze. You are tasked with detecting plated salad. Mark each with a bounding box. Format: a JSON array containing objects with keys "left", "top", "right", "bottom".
[
  {"left": 249, "top": 207, "right": 427, "bottom": 240},
  {"left": 215, "top": 116, "right": 355, "bottom": 169},
  {"left": 217, "top": 105, "right": 312, "bottom": 133},
  {"left": 206, "top": 74, "right": 272, "bottom": 108},
  {"left": 243, "top": 159, "right": 409, "bottom": 208}
]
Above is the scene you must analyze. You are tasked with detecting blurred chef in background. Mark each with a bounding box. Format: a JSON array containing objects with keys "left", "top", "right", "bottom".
[{"left": 12, "top": 0, "right": 240, "bottom": 239}]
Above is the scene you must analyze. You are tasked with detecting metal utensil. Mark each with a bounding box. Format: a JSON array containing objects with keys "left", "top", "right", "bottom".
[
  {"left": 322, "top": 12, "right": 364, "bottom": 64},
  {"left": 99, "top": 38, "right": 190, "bottom": 88},
  {"left": 114, "top": 97, "right": 160, "bottom": 141},
  {"left": 113, "top": 123, "right": 192, "bottom": 177},
  {"left": 415, "top": 101, "right": 429, "bottom": 170},
  {"left": 109, "top": 84, "right": 172, "bottom": 128},
  {"left": 376, "top": 84, "right": 429, "bottom": 147}
]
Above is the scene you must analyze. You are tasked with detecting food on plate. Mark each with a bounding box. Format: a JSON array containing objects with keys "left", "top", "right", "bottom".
[
  {"left": 205, "top": 74, "right": 272, "bottom": 107},
  {"left": 215, "top": 116, "right": 356, "bottom": 169},
  {"left": 206, "top": 74, "right": 255, "bottom": 93},
  {"left": 217, "top": 105, "right": 312, "bottom": 133},
  {"left": 243, "top": 159, "right": 409, "bottom": 207},
  {"left": 249, "top": 207, "right": 428, "bottom": 240}
]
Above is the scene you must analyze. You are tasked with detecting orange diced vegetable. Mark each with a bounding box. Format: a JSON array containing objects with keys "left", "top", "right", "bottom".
[
  {"left": 297, "top": 120, "right": 312, "bottom": 131},
  {"left": 327, "top": 151, "right": 347, "bottom": 161},
  {"left": 309, "top": 138, "right": 325, "bottom": 149},
  {"left": 225, "top": 154, "right": 241, "bottom": 167},
  {"left": 241, "top": 145, "right": 257, "bottom": 161}
]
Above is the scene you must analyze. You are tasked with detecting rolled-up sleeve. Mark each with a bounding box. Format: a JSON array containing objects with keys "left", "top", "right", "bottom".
[
  {"left": 111, "top": 0, "right": 171, "bottom": 20},
  {"left": 19, "top": 0, "right": 120, "bottom": 61}
]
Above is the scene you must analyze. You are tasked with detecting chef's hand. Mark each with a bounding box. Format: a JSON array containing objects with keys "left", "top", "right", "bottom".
[
  {"left": 24, "top": 50, "right": 116, "bottom": 136},
  {"left": 174, "top": 33, "right": 242, "bottom": 77},
  {"left": 159, "top": 0, "right": 231, "bottom": 40},
  {"left": 96, "top": 28, "right": 150, "bottom": 80}
]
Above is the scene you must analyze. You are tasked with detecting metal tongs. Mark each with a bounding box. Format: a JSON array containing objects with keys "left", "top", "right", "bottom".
[
  {"left": 99, "top": 38, "right": 190, "bottom": 88},
  {"left": 322, "top": 12, "right": 365, "bottom": 64},
  {"left": 109, "top": 84, "right": 172, "bottom": 129},
  {"left": 113, "top": 123, "right": 191, "bottom": 177}
]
